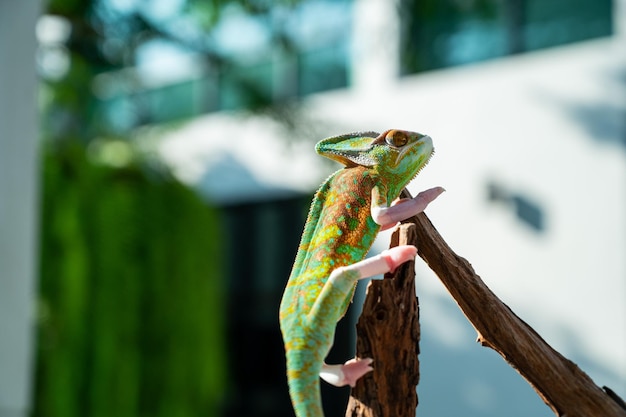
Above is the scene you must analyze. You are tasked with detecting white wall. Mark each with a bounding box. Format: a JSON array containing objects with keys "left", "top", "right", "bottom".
[{"left": 0, "top": 2, "right": 41, "bottom": 417}]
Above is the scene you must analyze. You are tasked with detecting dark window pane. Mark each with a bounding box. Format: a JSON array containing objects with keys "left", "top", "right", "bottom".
[{"left": 400, "top": 0, "right": 612, "bottom": 75}]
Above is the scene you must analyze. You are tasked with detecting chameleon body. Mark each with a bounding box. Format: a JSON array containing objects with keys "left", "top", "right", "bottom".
[{"left": 279, "top": 129, "right": 443, "bottom": 417}]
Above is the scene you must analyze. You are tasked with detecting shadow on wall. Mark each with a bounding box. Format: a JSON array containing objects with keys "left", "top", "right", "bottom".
[
  {"left": 486, "top": 181, "right": 547, "bottom": 233},
  {"left": 538, "top": 67, "right": 626, "bottom": 150},
  {"left": 566, "top": 100, "right": 626, "bottom": 149}
]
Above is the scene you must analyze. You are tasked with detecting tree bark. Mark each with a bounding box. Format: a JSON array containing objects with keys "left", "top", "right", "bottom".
[
  {"left": 345, "top": 223, "right": 421, "bottom": 417},
  {"left": 346, "top": 190, "right": 626, "bottom": 417}
]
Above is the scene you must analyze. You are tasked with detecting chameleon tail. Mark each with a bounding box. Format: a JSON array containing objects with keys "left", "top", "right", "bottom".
[{"left": 286, "top": 351, "right": 325, "bottom": 417}]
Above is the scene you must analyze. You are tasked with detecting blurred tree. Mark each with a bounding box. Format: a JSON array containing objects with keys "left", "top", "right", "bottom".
[
  {"left": 36, "top": 1, "right": 353, "bottom": 417},
  {"left": 35, "top": 1, "right": 281, "bottom": 416},
  {"left": 36, "top": 143, "right": 226, "bottom": 417},
  {"left": 39, "top": 0, "right": 348, "bottom": 138},
  {"left": 41, "top": 0, "right": 274, "bottom": 141}
]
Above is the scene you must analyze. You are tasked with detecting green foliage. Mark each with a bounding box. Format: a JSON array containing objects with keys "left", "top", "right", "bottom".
[
  {"left": 40, "top": 0, "right": 274, "bottom": 137},
  {"left": 35, "top": 143, "right": 226, "bottom": 417}
]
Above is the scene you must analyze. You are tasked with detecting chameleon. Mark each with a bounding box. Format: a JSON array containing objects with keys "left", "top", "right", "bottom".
[{"left": 279, "top": 129, "right": 444, "bottom": 417}]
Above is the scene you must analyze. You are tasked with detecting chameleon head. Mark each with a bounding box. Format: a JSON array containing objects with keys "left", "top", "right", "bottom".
[
  {"left": 316, "top": 129, "right": 434, "bottom": 183},
  {"left": 373, "top": 129, "right": 433, "bottom": 175}
]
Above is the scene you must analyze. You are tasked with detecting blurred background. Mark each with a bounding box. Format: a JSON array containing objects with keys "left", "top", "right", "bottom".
[{"left": 1, "top": 0, "right": 625, "bottom": 416}]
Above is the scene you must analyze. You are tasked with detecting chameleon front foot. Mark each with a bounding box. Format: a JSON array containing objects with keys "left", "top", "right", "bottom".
[
  {"left": 320, "top": 358, "right": 374, "bottom": 387},
  {"left": 372, "top": 186, "right": 445, "bottom": 227}
]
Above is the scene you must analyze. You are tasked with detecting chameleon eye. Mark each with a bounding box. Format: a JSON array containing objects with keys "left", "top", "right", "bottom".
[{"left": 385, "top": 130, "right": 408, "bottom": 147}]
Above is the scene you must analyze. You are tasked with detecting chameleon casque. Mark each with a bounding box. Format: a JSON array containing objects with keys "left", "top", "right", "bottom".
[{"left": 279, "top": 129, "right": 443, "bottom": 417}]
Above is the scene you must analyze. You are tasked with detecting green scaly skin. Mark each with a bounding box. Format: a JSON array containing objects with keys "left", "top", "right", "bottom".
[{"left": 279, "top": 129, "right": 441, "bottom": 417}]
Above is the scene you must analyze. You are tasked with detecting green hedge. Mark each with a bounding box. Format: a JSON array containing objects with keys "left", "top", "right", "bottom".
[{"left": 35, "top": 143, "right": 226, "bottom": 417}]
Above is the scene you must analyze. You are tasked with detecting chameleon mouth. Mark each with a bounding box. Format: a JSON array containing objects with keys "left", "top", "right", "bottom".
[
  {"left": 410, "top": 148, "right": 434, "bottom": 183},
  {"left": 401, "top": 135, "right": 434, "bottom": 182},
  {"left": 396, "top": 134, "right": 434, "bottom": 164}
]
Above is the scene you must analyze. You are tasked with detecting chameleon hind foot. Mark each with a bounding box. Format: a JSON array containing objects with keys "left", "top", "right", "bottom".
[
  {"left": 320, "top": 358, "right": 374, "bottom": 387},
  {"left": 337, "top": 245, "right": 418, "bottom": 280}
]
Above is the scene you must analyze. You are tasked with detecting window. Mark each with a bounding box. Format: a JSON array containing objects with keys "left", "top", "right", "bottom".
[{"left": 399, "top": 0, "right": 612, "bottom": 74}]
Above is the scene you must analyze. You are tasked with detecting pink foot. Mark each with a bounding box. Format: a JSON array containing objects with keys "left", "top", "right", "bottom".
[
  {"left": 372, "top": 186, "right": 445, "bottom": 226},
  {"left": 380, "top": 245, "right": 418, "bottom": 272},
  {"left": 343, "top": 245, "right": 417, "bottom": 279},
  {"left": 341, "top": 358, "right": 374, "bottom": 387},
  {"left": 320, "top": 358, "right": 374, "bottom": 387}
]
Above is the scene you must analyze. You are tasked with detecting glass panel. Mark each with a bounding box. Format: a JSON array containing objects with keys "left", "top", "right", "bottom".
[
  {"left": 400, "top": 0, "right": 504, "bottom": 73},
  {"left": 400, "top": 0, "right": 612, "bottom": 75},
  {"left": 299, "top": 45, "right": 349, "bottom": 96},
  {"left": 524, "top": 0, "right": 612, "bottom": 51}
]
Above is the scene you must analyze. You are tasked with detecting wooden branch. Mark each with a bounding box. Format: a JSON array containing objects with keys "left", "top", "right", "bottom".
[
  {"left": 410, "top": 209, "right": 626, "bottom": 417},
  {"left": 345, "top": 223, "right": 421, "bottom": 417},
  {"left": 345, "top": 188, "right": 625, "bottom": 417}
]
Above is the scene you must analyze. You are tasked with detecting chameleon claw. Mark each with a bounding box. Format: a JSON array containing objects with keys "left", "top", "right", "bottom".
[
  {"left": 381, "top": 245, "right": 418, "bottom": 273},
  {"left": 320, "top": 358, "right": 374, "bottom": 387},
  {"left": 341, "top": 358, "right": 374, "bottom": 387},
  {"left": 341, "top": 245, "right": 417, "bottom": 279},
  {"left": 372, "top": 186, "right": 445, "bottom": 226}
]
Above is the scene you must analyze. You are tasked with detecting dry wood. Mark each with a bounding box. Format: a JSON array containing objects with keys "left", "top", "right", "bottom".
[
  {"left": 345, "top": 223, "right": 421, "bottom": 417},
  {"left": 345, "top": 189, "right": 626, "bottom": 417},
  {"left": 410, "top": 210, "right": 626, "bottom": 417}
]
